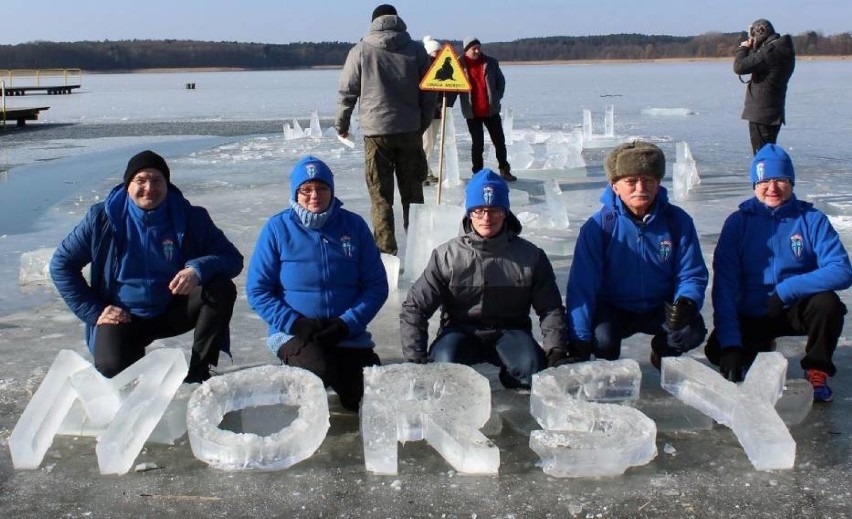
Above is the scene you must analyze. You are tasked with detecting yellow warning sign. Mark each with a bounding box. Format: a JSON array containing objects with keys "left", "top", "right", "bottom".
[{"left": 420, "top": 44, "right": 471, "bottom": 92}]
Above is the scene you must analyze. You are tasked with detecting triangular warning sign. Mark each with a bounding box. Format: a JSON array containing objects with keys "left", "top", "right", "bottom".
[{"left": 420, "top": 44, "right": 471, "bottom": 92}]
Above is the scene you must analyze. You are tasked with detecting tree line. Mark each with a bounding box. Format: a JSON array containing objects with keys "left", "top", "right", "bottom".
[{"left": 1, "top": 32, "right": 850, "bottom": 71}]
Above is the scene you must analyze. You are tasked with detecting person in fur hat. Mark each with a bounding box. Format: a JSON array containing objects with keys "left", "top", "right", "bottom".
[
  {"left": 400, "top": 169, "right": 566, "bottom": 388},
  {"left": 561, "top": 141, "right": 708, "bottom": 369},
  {"left": 50, "top": 150, "right": 243, "bottom": 383}
]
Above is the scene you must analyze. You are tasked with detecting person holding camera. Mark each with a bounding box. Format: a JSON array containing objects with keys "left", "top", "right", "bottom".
[{"left": 734, "top": 19, "right": 795, "bottom": 155}]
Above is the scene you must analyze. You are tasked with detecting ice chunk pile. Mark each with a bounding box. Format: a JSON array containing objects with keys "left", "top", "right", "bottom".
[
  {"left": 661, "top": 353, "right": 796, "bottom": 470},
  {"left": 9, "top": 348, "right": 187, "bottom": 475},
  {"left": 19, "top": 247, "right": 56, "bottom": 285},
  {"left": 529, "top": 360, "right": 657, "bottom": 478},
  {"left": 438, "top": 109, "right": 463, "bottom": 188},
  {"left": 187, "top": 365, "right": 329, "bottom": 471},
  {"left": 361, "top": 363, "right": 499, "bottom": 475}
]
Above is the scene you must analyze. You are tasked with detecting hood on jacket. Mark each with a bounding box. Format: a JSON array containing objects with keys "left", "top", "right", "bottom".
[{"left": 362, "top": 15, "right": 411, "bottom": 50}]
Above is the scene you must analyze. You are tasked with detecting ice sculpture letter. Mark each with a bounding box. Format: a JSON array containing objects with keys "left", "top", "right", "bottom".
[
  {"left": 361, "top": 363, "right": 499, "bottom": 475},
  {"left": 9, "top": 348, "right": 187, "bottom": 475},
  {"left": 529, "top": 360, "right": 657, "bottom": 477},
  {"left": 186, "top": 365, "right": 329, "bottom": 471},
  {"left": 661, "top": 352, "right": 795, "bottom": 470}
]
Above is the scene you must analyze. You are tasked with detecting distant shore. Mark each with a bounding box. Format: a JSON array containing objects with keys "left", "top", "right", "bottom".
[{"left": 92, "top": 55, "right": 848, "bottom": 74}]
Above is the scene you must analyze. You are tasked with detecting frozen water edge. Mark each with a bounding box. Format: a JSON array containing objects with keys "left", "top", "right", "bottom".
[{"left": 3, "top": 62, "right": 852, "bottom": 516}]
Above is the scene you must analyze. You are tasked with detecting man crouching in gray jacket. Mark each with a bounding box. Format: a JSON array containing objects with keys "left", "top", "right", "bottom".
[{"left": 400, "top": 169, "right": 567, "bottom": 388}]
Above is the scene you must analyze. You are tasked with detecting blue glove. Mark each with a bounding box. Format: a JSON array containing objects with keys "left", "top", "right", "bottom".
[{"left": 664, "top": 320, "right": 707, "bottom": 352}]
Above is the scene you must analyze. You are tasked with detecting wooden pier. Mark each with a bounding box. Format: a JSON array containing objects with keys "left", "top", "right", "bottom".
[
  {"left": 1, "top": 68, "right": 82, "bottom": 96},
  {"left": 1, "top": 106, "right": 50, "bottom": 127}
]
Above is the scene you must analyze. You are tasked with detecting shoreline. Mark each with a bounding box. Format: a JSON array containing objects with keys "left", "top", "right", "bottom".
[{"left": 84, "top": 55, "right": 850, "bottom": 74}]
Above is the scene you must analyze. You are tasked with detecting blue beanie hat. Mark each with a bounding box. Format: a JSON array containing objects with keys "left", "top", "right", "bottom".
[
  {"left": 465, "top": 169, "right": 510, "bottom": 213},
  {"left": 750, "top": 144, "right": 795, "bottom": 186},
  {"left": 290, "top": 156, "right": 334, "bottom": 200}
]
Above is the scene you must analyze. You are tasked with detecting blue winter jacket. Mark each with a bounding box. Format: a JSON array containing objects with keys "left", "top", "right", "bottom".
[
  {"left": 245, "top": 199, "right": 389, "bottom": 352},
  {"left": 712, "top": 195, "right": 852, "bottom": 347},
  {"left": 50, "top": 184, "right": 244, "bottom": 354},
  {"left": 566, "top": 185, "right": 708, "bottom": 342}
]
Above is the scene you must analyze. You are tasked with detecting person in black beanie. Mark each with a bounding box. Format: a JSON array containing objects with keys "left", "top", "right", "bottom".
[
  {"left": 734, "top": 19, "right": 795, "bottom": 154},
  {"left": 50, "top": 149, "right": 243, "bottom": 383},
  {"left": 371, "top": 4, "right": 396, "bottom": 20},
  {"left": 335, "top": 4, "right": 436, "bottom": 255},
  {"left": 458, "top": 36, "right": 515, "bottom": 182}
]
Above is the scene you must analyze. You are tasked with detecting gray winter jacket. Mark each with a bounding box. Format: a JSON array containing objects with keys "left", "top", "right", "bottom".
[
  {"left": 458, "top": 54, "right": 505, "bottom": 119},
  {"left": 335, "top": 15, "right": 435, "bottom": 136},
  {"left": 400, "top": 213, "right": 567, "bottom": 361},
  {"left": 734, "top": 33, "right": 795, "bottom": 125}
]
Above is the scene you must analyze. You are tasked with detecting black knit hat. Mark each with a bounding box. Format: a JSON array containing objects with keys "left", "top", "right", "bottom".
[
  {"left": 372, "top": 4, "right": 397, "bottom": 21},
  {"left": 124, "top": 150, "right": 170, "bottom": 186}
]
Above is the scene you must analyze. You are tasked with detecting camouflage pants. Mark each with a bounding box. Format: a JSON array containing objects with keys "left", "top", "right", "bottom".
[{"left": 364, "top": 131, "right": 427, "bottom": 254}]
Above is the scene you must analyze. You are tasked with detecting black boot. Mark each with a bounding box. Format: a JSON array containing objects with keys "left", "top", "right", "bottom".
[{"left": 499, "top": 164, "right": 517, "bottom": 182}]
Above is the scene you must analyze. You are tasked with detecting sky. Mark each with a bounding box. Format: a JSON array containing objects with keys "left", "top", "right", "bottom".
[{"left": 2, "top": 0, "right": 850, "bottom": 46}]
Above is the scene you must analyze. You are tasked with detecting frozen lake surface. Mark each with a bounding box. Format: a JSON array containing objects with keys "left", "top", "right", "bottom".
[{"left": 1, "top": 61, "right": 851, "bottom": 517}]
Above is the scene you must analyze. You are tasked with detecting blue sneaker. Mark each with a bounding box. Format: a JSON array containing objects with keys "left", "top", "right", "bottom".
[{"left": 805, "top": 369, "right": 833, "bottom": 402}]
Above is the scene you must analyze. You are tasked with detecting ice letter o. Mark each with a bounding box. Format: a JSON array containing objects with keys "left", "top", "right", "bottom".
[
  {"left": 529, "top": 360, "right": 657, "bottom": 477},
  {"left": 361, "top": 363, "right": 499, "bottom": 475},
  {"left": 187, "top": 365, "right": 329, "bottom": 470}
]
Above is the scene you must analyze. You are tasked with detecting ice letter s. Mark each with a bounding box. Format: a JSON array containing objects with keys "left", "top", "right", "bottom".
[{"left": 529, "top": 359, "right": 657, "bottom": 477}]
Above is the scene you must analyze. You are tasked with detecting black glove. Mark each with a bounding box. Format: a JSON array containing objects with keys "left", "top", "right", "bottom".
[
  {"left": 546, "top": 347, "right": 569, "bottom": 368},
  {"left": 665, "top": 297, "right": 697, "bottom": 331},
  {"left": 407, "top": 354, "right": 429, "bottom": 364},
  {"left": 277, "top": 337, "right": 305, "bottom": 363},
  {"left": 291, "top": 317, "right": 324, "bottom": 341},
  {"left": 314, "top": 317, "right": 349, "bottom": 348},
  {"left": 559, "top": 340, "right": 594, "bottom": 363},
  {"left": 766, "top": 293, "right": 784, "bottom": 319},
  {"left": 719, "top": 347, "right": 745, "bottom": 383}
]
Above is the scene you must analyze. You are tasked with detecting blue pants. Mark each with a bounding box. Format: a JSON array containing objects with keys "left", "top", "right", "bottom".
[
  {"left": 429, "top": 328, "right": 546, "bottom": 388},
  {"left": 593, "top": 302, "right": 706, "bottom": 360}
]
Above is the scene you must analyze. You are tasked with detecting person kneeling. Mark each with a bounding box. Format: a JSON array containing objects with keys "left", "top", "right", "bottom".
[{"left": 246, "top": 156, "right": 389, "bottom": 411}]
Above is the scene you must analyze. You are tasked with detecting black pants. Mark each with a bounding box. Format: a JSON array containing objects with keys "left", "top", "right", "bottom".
[
  {"left": 278, "top": 339, "right": 381, "bottom": 411},
  {"left": 94, "top": 277, "right": 237, "bottom": 379},
  {"left": 748, "top": 122, "right": 782, "bottom": 155},
  {"left": 705, "top": 291, "right": 846, "bottom": 376},
  {"left": 466, "top": 113, "right": 508, "bottom": 173}
]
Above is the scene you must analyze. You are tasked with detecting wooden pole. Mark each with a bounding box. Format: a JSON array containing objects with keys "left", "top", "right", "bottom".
[{"left": 436, "top": 93, "right": 448, "bottom": 205}]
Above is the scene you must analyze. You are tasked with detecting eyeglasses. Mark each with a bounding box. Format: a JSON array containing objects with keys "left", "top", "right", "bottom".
[
  {"left": 470, "top": 207, "right": 505, "bottom": 219},
  {"left": 617, "top": 176, "right": 658, "bottom": 187},
  {"left": 297, "top": 185, "right": 331, "bottom": 196},
  {"left": 755, "top": 178, "right": 791, "bottom": 188}
]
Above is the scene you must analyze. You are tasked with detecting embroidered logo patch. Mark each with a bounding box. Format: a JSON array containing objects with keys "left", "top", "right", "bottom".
[
  {"left": 306, "top": 163, "right": 317, "bottom": 178},
  {"left": 341, "top": 234, "right": 353, "bottom": 257},
  {"left": 162, "top": 239, "right": 175, "bottom": 261},
  {"left": 755, "top": 162, "right": 765, "bottom": 182},
  {"left": 790, "top": 233, "right": 803, "bottom": 260},
  {"left": 483, "top": 185, "right": 494, "bottom": 205},
  {"left": 659, "top": 239, "right": 672, "bottom": 262}
]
